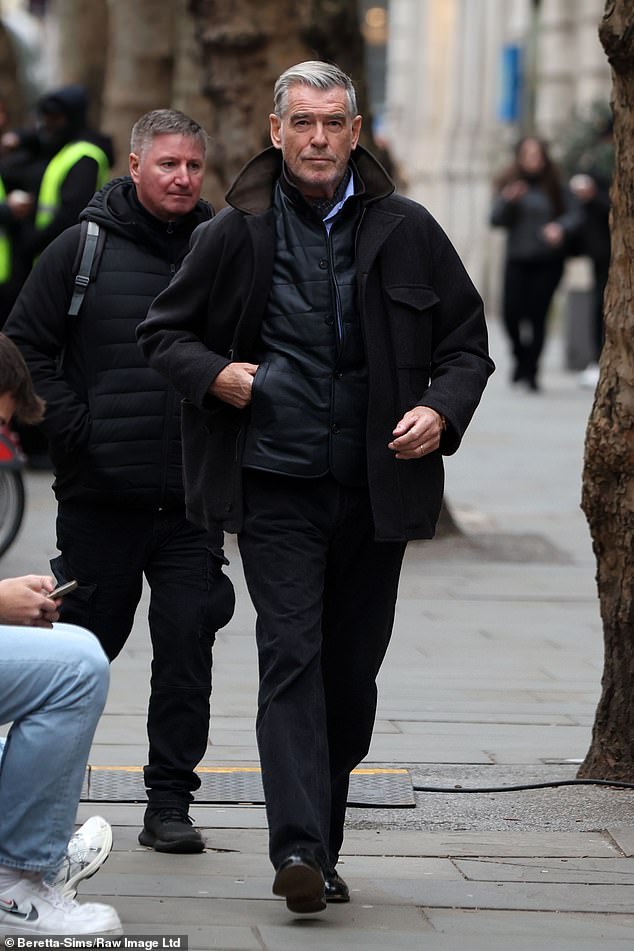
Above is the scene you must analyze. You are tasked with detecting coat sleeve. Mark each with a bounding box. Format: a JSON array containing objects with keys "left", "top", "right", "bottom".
[
  {"left": 556, "top": 186, "right": 584, "bottom": 239},
  {"left": 4, "top": 226, "right": 92, "bottom": 453},
  {"left": 489, "top": 191, "right": 517, "bottom": 228},
  {"left": 136, "top": 216, "right": 233, "bottom": 408},
  {"left": 417, "top": 214, "right": 495, "bottom": 454}
]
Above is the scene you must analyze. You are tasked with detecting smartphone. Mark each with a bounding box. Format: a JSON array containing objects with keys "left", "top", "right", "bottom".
[{"left": 50, "top": 579, "right": 79, "bottom": 598}]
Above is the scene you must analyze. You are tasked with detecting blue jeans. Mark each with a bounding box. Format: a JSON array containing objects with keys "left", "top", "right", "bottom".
[{"left": 0, "top": 623, "right": 109, "bottom": 874}]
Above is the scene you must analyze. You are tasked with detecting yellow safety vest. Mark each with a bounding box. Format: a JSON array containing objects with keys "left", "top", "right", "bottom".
[
  {"left": 35, "top": 140, "right": 109, "bottom": 231},
  {"left": 0, "top": 176, "right": 10, "bottom": 284}
]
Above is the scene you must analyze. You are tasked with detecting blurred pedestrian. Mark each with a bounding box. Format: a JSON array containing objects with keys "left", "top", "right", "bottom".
[
  {"left": 568, "top": 115, "right": 613, "bottom": 388},
  {"left": 490, "top": 135, "right": 582, "bottom": 391},
  {"left": 138, "top": 61, "right": 493, "bottom": 912},
  {"left": 0, "top": 332, "right": 121, "bottom": 937},
  {"left": 6, "top": 109, "right": 235, "bottom": 854},
  {"left": 2, "top": 84, "right": 114, "bottom": 262},
  {"left": 0, "top": 91, "right": 34, "bottom": 323},
  {"left": 2, "top": 84, "right": 115, "bottom": 465},
  {"left": 0, "top": 180, "right": 32, "bottom": 325}
]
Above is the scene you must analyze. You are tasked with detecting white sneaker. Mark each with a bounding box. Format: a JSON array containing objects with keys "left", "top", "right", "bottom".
[
  {"left": 0, "top": 874, "right": 122, "bottom": 935},
  {"left": 50, "top": 815, "right": 113, "bottom": 898}
]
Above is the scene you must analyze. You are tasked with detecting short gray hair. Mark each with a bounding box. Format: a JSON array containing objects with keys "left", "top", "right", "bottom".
[
  {"left": 273, "top": 61, "right": 358, "bottom": 118},
  {"left": 130, "top": 109, "right": 208, "bottom": 159}
]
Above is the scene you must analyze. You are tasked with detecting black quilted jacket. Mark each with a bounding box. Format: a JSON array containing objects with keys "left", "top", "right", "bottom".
[{"left": 6, "top": 176, "right": 213, "bottom": 507}]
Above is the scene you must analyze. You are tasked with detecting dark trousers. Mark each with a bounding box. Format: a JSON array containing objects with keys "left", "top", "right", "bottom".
[
  {"left": 503, "top": 258, "right": 564, "bottom": 382},
  {"left": 238, "top": 471, "right": 406, "bottom": 870},
  {"left": 591, "top": 257, "right": 609, "bottom": 357},
  {"left": 53, "top": 501, "right": 235, "bottom": 806}
]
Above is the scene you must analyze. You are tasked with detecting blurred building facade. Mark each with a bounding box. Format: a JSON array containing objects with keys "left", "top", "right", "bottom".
[{"left": 382, "top": 0, "right": 611, "bottom": 308}]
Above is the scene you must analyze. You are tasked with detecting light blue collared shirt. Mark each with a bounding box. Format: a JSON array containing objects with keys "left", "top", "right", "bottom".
[{"left": 323, "top": 172, "right": 356, "bottom": 234}]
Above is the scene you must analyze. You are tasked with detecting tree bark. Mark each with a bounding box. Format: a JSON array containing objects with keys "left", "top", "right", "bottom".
[
  {"left": 47, "top": 0, "right": 109, "bottom": 126},
  {"left": 0, "top": 20, "right": 26, "bottom": 126},
  {"left": 578, "top": 0, "right": 634, "bottom": 781},
  {"left": 187, "top": 0, "right": 368, "bottom": 201},
  {"left": 172, "top": 0, "right": 224, "bottom": 207},
  {"left": 101, "top": 0, "right": 177, "bottom": 177}
]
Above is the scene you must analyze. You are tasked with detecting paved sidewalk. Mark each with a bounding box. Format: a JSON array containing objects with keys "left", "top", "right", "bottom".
[{"left": 6, "top": 318, "right": 634, "bottom": 949}]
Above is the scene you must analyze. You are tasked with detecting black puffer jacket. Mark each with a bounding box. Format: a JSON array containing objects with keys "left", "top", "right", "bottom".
[{"left": 6, "top": 176, "right": 213, "bottom": 507}]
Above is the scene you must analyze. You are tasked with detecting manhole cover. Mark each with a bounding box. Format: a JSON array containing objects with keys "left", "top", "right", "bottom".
[{"left": 83, "top": 766, "right": 415, "bottom": 807}]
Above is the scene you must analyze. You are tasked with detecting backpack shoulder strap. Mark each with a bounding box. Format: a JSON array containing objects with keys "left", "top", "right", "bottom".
[{"left": 68, "top": 220, "right": 104, "bottom": 316}]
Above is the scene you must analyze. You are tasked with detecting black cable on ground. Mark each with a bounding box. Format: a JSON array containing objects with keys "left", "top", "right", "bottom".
[{"left": 413, "top": 778, "right": 634, "bottom": 793}]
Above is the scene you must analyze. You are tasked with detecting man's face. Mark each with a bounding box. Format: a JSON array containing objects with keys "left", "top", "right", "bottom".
[
  {"left": 38, "top": 111, "right": 70, "bottom": 148},
  {"left": 270, "top": 84, "right": 361, "bottom": 200},
  {"left": 129, "top": 133, "right": 205, "bottom": 221}
]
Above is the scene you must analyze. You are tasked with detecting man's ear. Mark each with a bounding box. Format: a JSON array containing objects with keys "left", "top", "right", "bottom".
[
  {"left": 269, "top": 114, "right": 282, "bottom": 150},
  {"left": 351, "top": 115, "right": 362, "bottom": 151},
  {"left": 129, "top": 152, "right": 140, "bottom": 182}
]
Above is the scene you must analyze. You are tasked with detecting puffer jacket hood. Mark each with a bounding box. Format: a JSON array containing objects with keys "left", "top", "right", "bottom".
[{"left": 38, "top": 84, "right": 89, "bottom": 124}]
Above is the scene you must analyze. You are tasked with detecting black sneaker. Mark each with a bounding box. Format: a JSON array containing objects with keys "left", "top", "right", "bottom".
[{"left": 138, "top": 806, "right": 205, "bottom": 853}]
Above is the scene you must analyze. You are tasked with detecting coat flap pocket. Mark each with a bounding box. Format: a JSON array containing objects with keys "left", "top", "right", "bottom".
[{"left": 385, "top": 284, "right": 439, "bottom": 312}]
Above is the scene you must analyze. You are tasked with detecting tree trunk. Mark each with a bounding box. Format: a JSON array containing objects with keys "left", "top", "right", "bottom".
[
  {"left": 187, "top": 0, "right": 368, "bottom": 200},
  {"left": 578, "top": 0, "right": 634, "bottom": 781},
  {"left": 101, "top": 0, "right": 177, "bottom": 177},
  {"left": 0, "top": 19, "right": 26, "bottom": 126},
  {"left": 172, "top": 0, "right": 224, "bottom": 207},
  {"left": 47, "top": 0, "right": 109, "bottom": 126}
]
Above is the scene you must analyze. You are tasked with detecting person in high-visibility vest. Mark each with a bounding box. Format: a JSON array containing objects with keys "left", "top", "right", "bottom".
[
  {"left": 0, "top": 177, "right": 11, "bottom": 287},
  {"left": 0, "top": 177, "right": 32, "bottom": 326},
  {"left": 24, "top": 85, "right": 114, "bottom": 260},
  {"left": 1, "top": 85, "right": 112, "bottom": 461}
]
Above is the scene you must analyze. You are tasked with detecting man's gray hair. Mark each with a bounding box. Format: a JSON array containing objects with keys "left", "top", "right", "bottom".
[
  {"left": 130, "top": 109, "right": 208, "bottom": 159},
  {"left": 273, "top": 61, "right": 358, "bottom": 118}
]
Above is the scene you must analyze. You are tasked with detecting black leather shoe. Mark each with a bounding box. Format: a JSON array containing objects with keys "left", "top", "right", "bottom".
[
  {"left": 324, "top": 868, "right": 350, "bottom": 903},
  {"left": 138, "top": 806, "right": 205, "bottom": 853},
  {"left": 272, "top": 852, "right": 326, "bottom": 913}
]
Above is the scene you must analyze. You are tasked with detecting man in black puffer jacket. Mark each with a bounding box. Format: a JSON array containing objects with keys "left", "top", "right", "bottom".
[{"left": 6, "top": 109, "right": 235, "bottom": 855}]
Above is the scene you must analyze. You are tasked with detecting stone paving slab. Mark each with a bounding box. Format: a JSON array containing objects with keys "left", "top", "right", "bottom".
[
  {"left": 111, "top": 826, "right": 620, "bottom": 859},
  {"left": 104, "top": 894, "right": 431, "bottom": 932},
  {"left": 257, "top": 934, "right": 634, "bottom": 951},
  {"left": 82, "top": 855, "right": 464, "bottom": 897},
  {"left": 608, "top": 827, "right": 634, "bottom": 857},
  {"left": 336, "top": 829, "right": 619, "bottom": 857},
  {"left": 453, "top": 856, "right": 634, "bottom": 884},
  {"left": 360, "top": 879, "right": 634, "bottom": 913},
  {"left": 77, "top": 802, "right": 269, "bottom": 831},
  {"left": 427, "top": 908, "right": 634, "bottom": 939}
]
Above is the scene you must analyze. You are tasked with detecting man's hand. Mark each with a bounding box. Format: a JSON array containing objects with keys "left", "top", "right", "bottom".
[
  {"left": 388, "top": 406, "right": 445, "bottom": 460},
  {"left": 570, "top": 173, "right": 597, "bottom": 202},
  {"left": 6, "top": 189, "right": 33, "bottom": 220},
  {"left": 501, "top": 180, "right": 527, "bottom": 202},
  {"left": 0, "top": 575, "right": 61, "bottom": 628},
  {"left": 208, "top": 362, "right": 259, "bottom": 409}
]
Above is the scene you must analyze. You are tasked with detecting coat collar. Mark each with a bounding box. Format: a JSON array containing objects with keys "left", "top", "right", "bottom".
[{"left": 225, "top": 145, "right": 395, "bottom": 216}]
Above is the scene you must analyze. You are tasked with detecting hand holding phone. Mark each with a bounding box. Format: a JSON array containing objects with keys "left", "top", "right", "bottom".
[{"left": 50, "top": 579, "right": 79, "bottom": 598}]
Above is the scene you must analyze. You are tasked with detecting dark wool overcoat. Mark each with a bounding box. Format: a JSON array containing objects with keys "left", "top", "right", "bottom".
[{"left": 138, "top": 146, "right": 494, "bottom": 541}]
